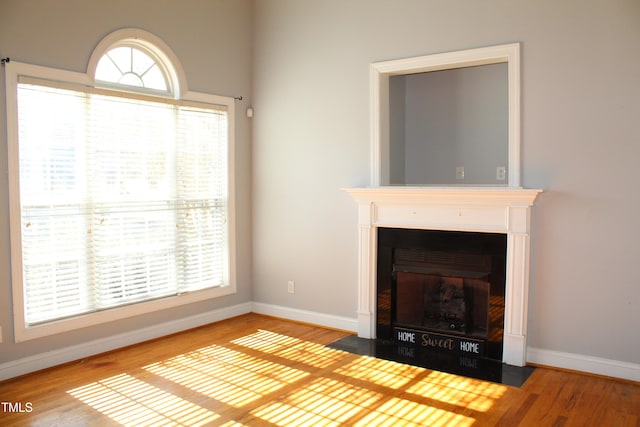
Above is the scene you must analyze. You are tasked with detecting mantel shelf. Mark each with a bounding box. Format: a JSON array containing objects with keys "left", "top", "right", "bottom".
[{"left": 344, "top": 187, "right": 542, "bottom": 207}]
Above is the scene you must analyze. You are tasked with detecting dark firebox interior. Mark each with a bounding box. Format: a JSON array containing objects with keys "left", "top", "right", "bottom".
[{"left": 377, "top": 228, "right": 507, "bottom": 361}]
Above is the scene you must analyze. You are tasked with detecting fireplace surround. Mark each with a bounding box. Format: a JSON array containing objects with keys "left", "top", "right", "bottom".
[
  {"left": 378, "top": 227, "right": 507, "bottom": 362},
  {"left": 345, "top": 187, "right": 541, "bottom": 366}
]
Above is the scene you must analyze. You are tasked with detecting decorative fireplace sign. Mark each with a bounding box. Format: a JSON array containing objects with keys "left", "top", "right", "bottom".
[{"left": 394, "top": 327, "right": 485, "bottom": 356}]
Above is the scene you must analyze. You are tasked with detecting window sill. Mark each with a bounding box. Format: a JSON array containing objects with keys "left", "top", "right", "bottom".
[{"left": 14, "top": 284, "right": 236, "bottom": 343}]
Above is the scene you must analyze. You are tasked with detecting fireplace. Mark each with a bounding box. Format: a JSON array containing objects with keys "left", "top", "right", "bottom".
[
  {"left": 344, "top": 187, "right": 541, "bottom": 366},
  {"left": 377, "top": 228, "right": 507, "bottom": 361}
]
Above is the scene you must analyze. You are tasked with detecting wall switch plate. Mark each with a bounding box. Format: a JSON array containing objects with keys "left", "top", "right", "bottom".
[
  {"left": 287, "top": 280, "right": 295, "bottom": 294},
  {"left": 456, "top": 166, "right": 465, "bottom": 180},
  {"left": 496, "top": 166, "right": 506, "bottom": 180}
]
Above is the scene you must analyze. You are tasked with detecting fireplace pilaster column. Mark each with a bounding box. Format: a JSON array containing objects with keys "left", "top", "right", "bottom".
[
  {"left": 356, "top": 201, "right": 376, "bottom": 338},
  {"left": 503, "top": 206, "right": 533, "bottom": 366}
]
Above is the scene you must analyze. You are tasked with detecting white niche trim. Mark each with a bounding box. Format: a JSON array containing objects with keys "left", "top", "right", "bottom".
[{"left": 371, "top": 43, "right": 521, "bottom": 187}]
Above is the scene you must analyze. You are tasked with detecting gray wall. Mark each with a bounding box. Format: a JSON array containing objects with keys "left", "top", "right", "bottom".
[
  {"left": 389, "top": 76, "right": 406, "bottom": 184},
  {"left": 391, "top": 63, "right": 508, "bottom": 185},
  {"left": 0, "top": 0, "right": 253, "bottom": 364},
  {"left": 252, "top": 0, "right": 640, "bottom": 365}
]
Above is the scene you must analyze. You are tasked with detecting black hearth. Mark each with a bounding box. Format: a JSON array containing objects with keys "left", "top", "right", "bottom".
[{"left": 377, "top": 228, "right": 507, "bottom": 362}]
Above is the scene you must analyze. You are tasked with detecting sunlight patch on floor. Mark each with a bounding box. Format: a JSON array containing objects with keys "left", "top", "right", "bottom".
[
  {"left": 334, "top": 355, "right": 425, "bottom": 389},
  {"left": 406, "top": 370, "right": 508, "bottom": 412},
  {"left": 144, "top": 344, "right": 309, "bottom": 407},
  {"left": 232, "top": 329, "right": 350, "bottom": 368},
  {"left": 354, "top": 396, "right": 475, "bottom": 427},
  {"left": 251, "top": 376, "right": 384, "bottom": 426},
  {"left": 67, "top": 328, "right": 505, "bottom": 426},
  {"left": 67, "top": 373, "right": 219, "bottom": 426}
]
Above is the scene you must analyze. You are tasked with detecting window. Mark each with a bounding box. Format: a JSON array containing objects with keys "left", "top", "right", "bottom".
[
  {"left": 6, "top": 29, "right": 236, "bottom": 341},
  {"left": 95, "top": 46, "right": 169, "bottom": 92}
]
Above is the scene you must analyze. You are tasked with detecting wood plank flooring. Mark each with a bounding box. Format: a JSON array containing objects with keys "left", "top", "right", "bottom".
[{"left": 0, "top": 313, "right": 638, "bottom": 426}]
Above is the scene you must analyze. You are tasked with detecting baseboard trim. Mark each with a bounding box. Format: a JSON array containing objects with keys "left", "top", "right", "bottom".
[
  {"left": 251, "top": 302, "right": 358, "bottom": 333},
  {"left": 0, "top": 302, "right": 252, "bottom": 382},
  {"left": 527, "top": 347, "right": 640, "bottom": 382},
  {"left": 2, "top": 303, "right": 637, "bottom": 383}
]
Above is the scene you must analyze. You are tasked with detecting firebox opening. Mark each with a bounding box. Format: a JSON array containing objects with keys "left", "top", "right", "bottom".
[{"left": 377, "top": 228, "right": 507, "bottom": 362}]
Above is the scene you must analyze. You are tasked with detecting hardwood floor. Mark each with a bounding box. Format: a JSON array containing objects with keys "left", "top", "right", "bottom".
[{"left": 0, "top": 313, "right": 638, "bottom": 426}]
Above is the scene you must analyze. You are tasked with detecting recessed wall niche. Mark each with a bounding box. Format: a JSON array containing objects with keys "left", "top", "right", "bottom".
[{"left": 371, "top": 43, "right": 521, "bottom": 187}]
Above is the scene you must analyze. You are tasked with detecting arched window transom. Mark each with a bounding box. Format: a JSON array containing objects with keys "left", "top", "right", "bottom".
[{"left": 96, "top": 46, "right": 168, "bottom": 92}]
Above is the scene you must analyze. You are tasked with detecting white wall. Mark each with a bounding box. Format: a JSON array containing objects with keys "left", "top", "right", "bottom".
[
  {"left": 0, "top": 0, "right": 253, "bottom": 366},
  {"left": 252, "top": 0, "right": 640, "bottom": 367}
]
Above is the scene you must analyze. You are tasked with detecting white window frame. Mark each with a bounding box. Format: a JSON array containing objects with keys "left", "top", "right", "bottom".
[{"left": 6, "top": 29, "right": 236, "bottom": 342}]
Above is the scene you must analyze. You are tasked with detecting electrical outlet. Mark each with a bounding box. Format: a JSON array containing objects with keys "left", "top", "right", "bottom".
[
  {"left": 455, "top": 166, "right": 465, "bottom": 180},
  {"left": 496, "top": 166, "right": 506, "bottom": 181},
  {"left": 287, "top": 280, "right": 295, "bottom": 294}
]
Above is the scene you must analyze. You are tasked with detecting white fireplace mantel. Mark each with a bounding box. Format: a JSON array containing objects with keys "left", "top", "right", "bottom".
[{"left": 344, "top": 186, "right": 542, "bottom": 366}]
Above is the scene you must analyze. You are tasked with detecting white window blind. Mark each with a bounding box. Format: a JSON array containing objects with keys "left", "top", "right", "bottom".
[{"left": 16, "top": 81, "right": 229, "bottom": 326}]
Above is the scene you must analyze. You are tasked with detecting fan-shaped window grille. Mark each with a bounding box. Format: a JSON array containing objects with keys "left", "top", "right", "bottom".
[{"left": 95, "top": 46, "right": 169, "bottom": 92}]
